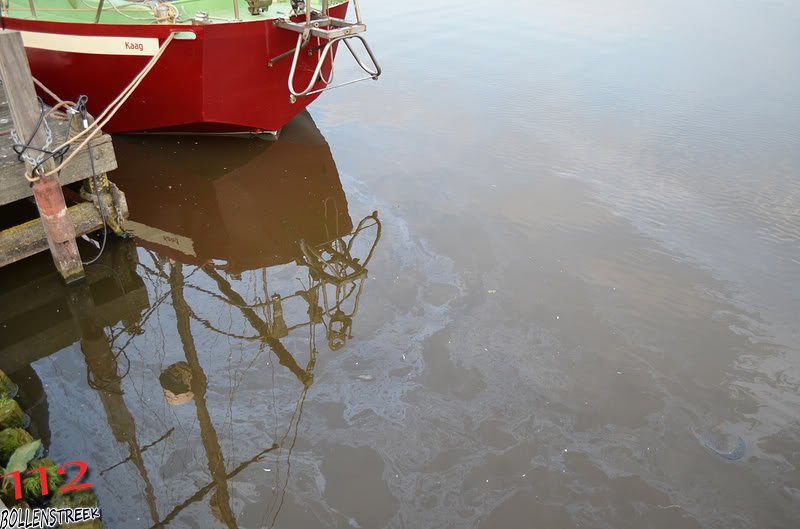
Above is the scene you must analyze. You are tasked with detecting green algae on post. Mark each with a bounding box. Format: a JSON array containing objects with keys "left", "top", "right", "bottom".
[
  {"left": 0, "top": 427, "right": 34, "bottom": 466},
  {"left": 0, "top": 370, "right": 18, "bottom": 399},
  {"left": 2, "top": 439, "right": 41, "bottom": 505},
  {"left": 51, "top": 488, "right": 105, "bottom": 529},
  {"left": 22, "top": 458, "right": 62, "bottom": 501},
  {"left": 0, "top": 398, "right": 27, "bottom": 429}
]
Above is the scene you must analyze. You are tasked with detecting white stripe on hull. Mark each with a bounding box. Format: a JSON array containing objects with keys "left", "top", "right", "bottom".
[{"left": 20, "top": 31, "right": 159, "bottom": 56}]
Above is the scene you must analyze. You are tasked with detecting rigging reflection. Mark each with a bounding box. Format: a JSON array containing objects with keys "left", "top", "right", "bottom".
[
  {"left": 140, "top": 209, "right": 381, "bottom": 529},
  {"left": 114, "top": 110, "right": 381, "bottom": 528},
  {"left": 0, "top": 110, "right": 382, "bottom": 529}
]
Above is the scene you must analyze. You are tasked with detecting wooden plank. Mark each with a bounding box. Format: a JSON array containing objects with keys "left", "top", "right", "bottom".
[
  {"left": 0, "top": 133, "right": 117, "bottom": 206},
  {"left": 0, "top": 201, "right": 104, "bottom": 268},
  {"left": 0, "top": 30, "right": 84, "bottom": 281}
]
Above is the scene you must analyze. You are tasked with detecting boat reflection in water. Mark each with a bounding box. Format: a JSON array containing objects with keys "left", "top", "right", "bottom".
[
  {"left": 0, "top": 111, "right": 381, "bottom": 529},
  {"left": 116, "top": 110, "right": 357, "bottom": 274}
]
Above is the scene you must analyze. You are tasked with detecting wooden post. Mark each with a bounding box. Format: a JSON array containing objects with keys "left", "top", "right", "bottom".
[{"left": 0, "top": 30, "right": 84, "bottom": 282}]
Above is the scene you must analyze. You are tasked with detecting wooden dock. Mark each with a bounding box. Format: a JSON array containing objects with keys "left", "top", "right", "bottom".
[{"left": 0, "top": 29, "right": 127, "bottom": 282}]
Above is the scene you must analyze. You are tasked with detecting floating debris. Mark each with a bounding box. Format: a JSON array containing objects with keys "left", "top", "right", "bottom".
[
  {"left": 160, "top": 362, "right": 195, "bottom": 406},
  {"left": 693, "top": 427, "right": 746, "bottom": 461}
]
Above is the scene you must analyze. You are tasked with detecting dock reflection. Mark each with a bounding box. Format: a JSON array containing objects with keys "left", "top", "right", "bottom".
[{"left": 0, "top": 111, "right": 382, "bottom": 529}]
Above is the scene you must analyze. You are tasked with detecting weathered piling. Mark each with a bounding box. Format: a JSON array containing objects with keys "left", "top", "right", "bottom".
[
  {"left": 0, "top": 29, "right": 125, "bottom": 282},
  {"left": 0, "top": 30, "right": 83, "bottom": 281}
]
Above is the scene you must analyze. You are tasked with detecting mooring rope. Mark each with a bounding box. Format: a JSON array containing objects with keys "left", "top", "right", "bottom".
[
  {"left": 32, "top": 75, "right": 69, "bottom": 105},
  {"left": 20, "top": 32, "right": 176, "bottom": 182}
]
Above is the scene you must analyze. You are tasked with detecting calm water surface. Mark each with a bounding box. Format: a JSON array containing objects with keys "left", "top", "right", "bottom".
[{"left": 2, "top": 0, "right": 800, "bottom": 527}]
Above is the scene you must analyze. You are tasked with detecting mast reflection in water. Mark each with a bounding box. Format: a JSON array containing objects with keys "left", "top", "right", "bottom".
[{"left": 0, "top": 111, "right": 382, "bottom": 529}]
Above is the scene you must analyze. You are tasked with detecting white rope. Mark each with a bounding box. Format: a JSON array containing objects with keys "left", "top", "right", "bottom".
[
  {"left": 79, "top": 0, "right": 154, "bottom": 20},
  {"left": 78, "top": 0, "right": 175, "bottom": 22},
  {"left": 37, "top": 32, "right": 176, "bottom": 180}
]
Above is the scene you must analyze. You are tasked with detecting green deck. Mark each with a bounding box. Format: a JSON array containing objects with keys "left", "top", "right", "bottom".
[{"left": 2, "top": 0, "right": 345, "bottom": 25}]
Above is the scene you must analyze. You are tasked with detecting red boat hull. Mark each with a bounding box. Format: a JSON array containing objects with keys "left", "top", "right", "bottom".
[{"left": 1, "top": 4, "right": 348, "bottom": 134}]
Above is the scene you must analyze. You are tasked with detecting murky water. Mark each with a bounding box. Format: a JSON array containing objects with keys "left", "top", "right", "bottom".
[{"left": 2, "top": 0, "right": 800, "bottom": 527}]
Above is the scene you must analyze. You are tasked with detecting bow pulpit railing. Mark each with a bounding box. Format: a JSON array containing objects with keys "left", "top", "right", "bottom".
[{"left": 268, "top": 0, "right": 381, "bottom": 102}]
